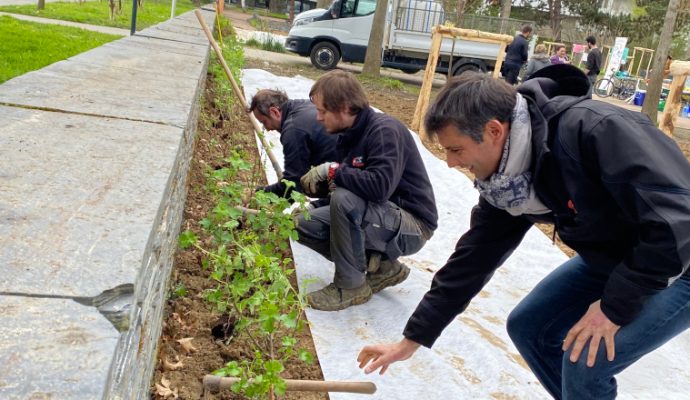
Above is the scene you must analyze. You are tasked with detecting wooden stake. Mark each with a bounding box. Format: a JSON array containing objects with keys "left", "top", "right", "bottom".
[
  {"left": 194, "top": 9, "right": 284, "bottom": 180},
  {"left": 203, "top": 375, "right": 377, "bottom": 394}
]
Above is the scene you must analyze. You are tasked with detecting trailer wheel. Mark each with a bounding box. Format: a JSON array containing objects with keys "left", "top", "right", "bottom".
[{"left": 310, "top": 42, "right": 340, "bottom": 70}]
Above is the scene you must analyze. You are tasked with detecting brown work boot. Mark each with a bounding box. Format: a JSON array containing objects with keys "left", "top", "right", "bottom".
[
  {"left": 307, "top": 283, "right": 372, "bottom": 311},
  {"left": 367, "top": 259, "right": 410, "bottom": 293}
]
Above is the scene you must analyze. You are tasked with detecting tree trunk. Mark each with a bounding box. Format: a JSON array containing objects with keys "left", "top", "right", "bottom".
[
  {"left": 641, "top": 0, "right": 680, "bottom": 124},
  {"left": 456, "top": 0, "right": 466, "bottom": 26},
  {"left": 500, "top": 0, "right": 511, "bottom": 34},
  {"left": 37, "top": 0, "right": 44, "bottom": 10},
  {"left": 362, "top": 0, "right": 388, "bottom": 77},
  {"left": 548, "top": 0, "right": 562, "bottom": 41},
  {"left": 289, "top": 0, "right": 295, "bottom": 21}
]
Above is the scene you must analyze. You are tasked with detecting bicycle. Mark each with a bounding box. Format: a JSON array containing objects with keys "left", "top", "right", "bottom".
[{"left": 593, "top": 72, "right": 640, "bottom": 101}]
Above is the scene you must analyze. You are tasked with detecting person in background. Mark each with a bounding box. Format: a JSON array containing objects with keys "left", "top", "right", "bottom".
[
  {"left": 502, "top": 25, "right": 533, "bottom": 85},
  {"left": 525, "top": 44, "right": 551, "bottom": 79},
  {"left": 550, "top": 45, "right": 571, "bottom": 65},
  {"left": 249, "top": 89, "right": 338, "bottom": 199},
  {"left": 584, "top": 36, "right": 602, "bottom": 85}
]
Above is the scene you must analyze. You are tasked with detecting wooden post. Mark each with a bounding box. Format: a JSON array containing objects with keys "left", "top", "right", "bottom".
[
  {"left": 494, "top": 42, "right": 507, "bottom": 79},
  {"left": 411, "top": 27, "right": 443, "bottom": 140},
  {"left": 659, "top": 61, "right": 690, "bottom": 137},
  {"left": 411, "top": 26, "right": 513, "bottom": 140}
]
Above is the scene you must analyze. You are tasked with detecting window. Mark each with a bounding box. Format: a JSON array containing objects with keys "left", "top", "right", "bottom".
[{"left": 354, "top": 0, "right": 377, "bottom": 16}]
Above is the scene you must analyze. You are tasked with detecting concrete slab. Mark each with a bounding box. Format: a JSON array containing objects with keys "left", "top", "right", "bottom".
[
  {"left": 0, "top": 58, "right": 201, "bottom": 127},
  {"left": 0, "top": 106, "right": 182, "bottom": 298},
  {"left": 0, "top": 295, "right": 119, "bottom": 399},
  {"left": 68, "top": 38, "right": 209, "bottom": 79},
  {"left": 120, "top": 34, "right": 209, "bottom": 58}
]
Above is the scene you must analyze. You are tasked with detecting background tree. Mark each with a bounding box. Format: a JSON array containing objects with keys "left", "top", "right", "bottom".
[
  {"left": 547, "top": 0, "right": 562, "bottom": 40},
  {"left": 37, "top": 0, "right": 44, "bottom": 10},
  {"left": 362, "top": 0, "right": 389, "bottom": 76},
  {"left": 642, "top": 0, "right": 680, "bottom": 123}
]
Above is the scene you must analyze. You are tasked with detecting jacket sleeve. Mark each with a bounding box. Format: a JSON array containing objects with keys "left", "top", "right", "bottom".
[
  {"left": 584, "top": 113, "right": 690, "bottom": 325},
  {"left": 333, "top": 125, "right": 405, "bottom": 202},
  {"left": 525, "top": 59, "right": 536, "bottom": 77},
  {"left": 403, "top": 197, "right": 533, "bottom": 347}
]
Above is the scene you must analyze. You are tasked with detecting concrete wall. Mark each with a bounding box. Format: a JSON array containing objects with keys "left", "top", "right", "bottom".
[{"left": 0, "top": 9, "right": 216, "bottom": 399}]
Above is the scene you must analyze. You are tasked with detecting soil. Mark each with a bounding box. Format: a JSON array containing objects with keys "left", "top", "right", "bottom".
[
  {"left": 152, "top": 54, "right": 690, "bottom": 399},
  {"left": 151, "top": 68, "right": 327, "bottom": 400}
]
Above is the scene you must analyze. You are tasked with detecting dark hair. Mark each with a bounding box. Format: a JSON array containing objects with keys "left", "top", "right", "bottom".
[
  {"left": 424, "top": 72, "right": 516, "bottom": 143},
  {"left": 249, "top": 89, "right": 288, "bottom": 116},
  {"left": 309, "top": 70, "right": 369, "bottom": 115},
  {"left": 555, "top": 45, "right": 566, "bottom": 52},
  {"left": 586, "top": 36, "right": 596, "bottom": 45},
  {"left": 521, "top": 25, "right": 533, "bottom": 34}
]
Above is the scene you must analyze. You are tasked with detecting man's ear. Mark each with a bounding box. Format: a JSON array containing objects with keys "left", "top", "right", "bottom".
[
  {"left": 269, "top": 106, "right": 282, "bottom": 120},
  {"left": 484, "top": 119, "right": 509, "bottom": 144}
]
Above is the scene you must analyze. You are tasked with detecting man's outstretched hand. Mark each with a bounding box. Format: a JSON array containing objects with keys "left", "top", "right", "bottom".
[{"left": 357, "top": 338, "right": 421, "bottom": 375}]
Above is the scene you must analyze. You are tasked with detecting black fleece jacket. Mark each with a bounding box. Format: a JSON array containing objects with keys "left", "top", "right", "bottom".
[
  {"left": 404, "top": 64, "right": 690, "bottom": 348},
  {"left": 333, "top": 107, "right": 438, "bottom": 233},
  {"left": 262, "top": 100, "right": 338, "bottom": 197}
]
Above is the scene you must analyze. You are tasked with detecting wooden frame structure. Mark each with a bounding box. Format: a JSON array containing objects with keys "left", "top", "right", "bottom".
[
  {"left": 630, "top": 47, "right": 654, "bottom": 78},
  {"left": 411, "top": 26, "right": 514, "bottom": 140},
  {"left": 660, "top": 60, "right": 690, "bottom": 138},
  {"left": 543, "top": 41, "right": 566, "bottom": 56}
]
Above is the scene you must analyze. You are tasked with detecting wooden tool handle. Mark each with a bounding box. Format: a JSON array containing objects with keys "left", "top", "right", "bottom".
[
  {"left": 194, "top": 9, "right": 284, "bottom": 179},
  {"left": 203, "top": 375, "right": 377, "bottom": 394}
]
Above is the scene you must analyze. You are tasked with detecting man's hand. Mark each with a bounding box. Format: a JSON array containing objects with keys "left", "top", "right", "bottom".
[
  {"left": 357, "top": 338, "right": 420, "bottom": 375},
  {"left": 300, "top": 162, "right": 337, "bottom": 197},
  {"left": 562, "top": 300, "right": 620, "bottom": 367}
]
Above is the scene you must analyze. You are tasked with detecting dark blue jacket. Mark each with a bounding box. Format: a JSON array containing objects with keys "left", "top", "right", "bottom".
[
  {"left": 505, "top": 33, "right": 529, "bottom": 66},
  {"left": 263, "top": 100, "right": 338, "bottom": 197},
  {"left": 404, "top": 65, "right": 690, "bottom": 348},
  {"left": 333, "top": 107, "right": 438, "bottom": 233}
]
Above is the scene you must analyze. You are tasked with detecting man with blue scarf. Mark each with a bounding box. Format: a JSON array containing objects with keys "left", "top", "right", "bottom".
[{"left": 358, "top": 64, "right": 690, "bottom": 399}]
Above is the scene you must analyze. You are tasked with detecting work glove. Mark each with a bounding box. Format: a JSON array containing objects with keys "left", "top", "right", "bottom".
[{"left": 300, "top": 162, "right": 339, "bottom": 198}]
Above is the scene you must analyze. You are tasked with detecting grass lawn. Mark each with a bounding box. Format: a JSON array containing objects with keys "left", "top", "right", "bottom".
[
  {"left": 0, "top": 0, "right": 204, "bottom": 30},
  {"left": 0, "top": 15, "right": 121, "bottom": 83}
]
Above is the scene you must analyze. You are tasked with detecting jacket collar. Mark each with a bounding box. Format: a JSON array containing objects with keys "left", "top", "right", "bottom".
[{"left": 338, "top": 106, "right": 373, "bottom": 148}]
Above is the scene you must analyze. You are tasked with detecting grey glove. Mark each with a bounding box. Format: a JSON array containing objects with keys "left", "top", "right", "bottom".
[{"left": 300, "top": 162, "right": 337, "bottom": 197}]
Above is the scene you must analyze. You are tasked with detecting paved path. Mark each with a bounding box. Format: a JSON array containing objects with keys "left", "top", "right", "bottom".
[{"left": 0, "top": 11, "right": 129, "bottom": 35}]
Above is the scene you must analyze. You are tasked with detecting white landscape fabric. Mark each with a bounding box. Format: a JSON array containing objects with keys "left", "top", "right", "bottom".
[{"left": 241, "top": 68, "right": 690, "bottom": 399}]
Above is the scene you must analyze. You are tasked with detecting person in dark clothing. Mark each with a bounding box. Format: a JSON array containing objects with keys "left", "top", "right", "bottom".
[
  {"left": 296, "top": 70, "right": 438, "bottom": 311},
  {"left": 249, "top": 89, "right": 338, "bottom": 199},
  {"left": 358, "top": 65, "right": 690, "bottom": 399},
  {"left": 525, "top": 44, "right": 551, "bottom": 79},
  {"left": 585, "top": 35, "right": 602, "bottom": 85},
  {"left": 502, "top": 25, "right": 532, "bottom": 85}
]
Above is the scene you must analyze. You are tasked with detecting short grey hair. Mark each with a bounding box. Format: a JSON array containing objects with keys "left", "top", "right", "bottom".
[{"left": 249, "top": 89, "right": 289, "bottom": 116}]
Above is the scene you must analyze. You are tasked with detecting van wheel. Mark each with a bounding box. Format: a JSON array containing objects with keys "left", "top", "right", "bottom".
[
  {"left": 399, "top": 68, "right": 421, "bottom": 74},
  {"left": 310, "top": 42, "right": 340, "bottom": 70},
  {"left": 452, "top": 63, "right": 481, "bottom": 77}
]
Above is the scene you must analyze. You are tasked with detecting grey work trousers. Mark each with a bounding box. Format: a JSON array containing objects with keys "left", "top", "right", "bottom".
[{"left": 295, "top": 188, "right": 430, "bottom": 289}]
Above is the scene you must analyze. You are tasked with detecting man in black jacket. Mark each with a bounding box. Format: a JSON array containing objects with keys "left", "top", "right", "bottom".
[
  {"left": 249, "top": 89, "right": 338, "bottom": 198},
  {"left": 502, "top": 25, "right": 532, "bottom": 85},
  {"left": 584, "top": 35, "right": 602, "bottom": 85},
  {"left": 358, "top": 65, "right": 690, "bottom": 399},
  {"left": 296, "top": 70, "right": 438, "bottom": 311}
]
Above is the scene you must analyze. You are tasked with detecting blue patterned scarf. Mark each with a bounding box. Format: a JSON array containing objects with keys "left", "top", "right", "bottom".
[{"left": 474, "top": 94, "right": 550, "bottom": 216}]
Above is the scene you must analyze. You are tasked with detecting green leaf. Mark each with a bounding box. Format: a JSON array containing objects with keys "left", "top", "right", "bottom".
[
  {"left": 298, "top": 349, "right": 314, "bottom": 364},
  {"left": 264, "top": 360, "right": 284, "bottom": 374},
  {"left": 178, "top": 230, "right": 198, "bottom": 249}
]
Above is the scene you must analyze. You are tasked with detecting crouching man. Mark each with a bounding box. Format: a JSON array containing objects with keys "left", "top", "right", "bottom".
[
  {"left": 295, "top": 70, "right": 438, "bottom": 311},
  {"left": 249, "top": 89, "right": 338, "bottom": 198}
]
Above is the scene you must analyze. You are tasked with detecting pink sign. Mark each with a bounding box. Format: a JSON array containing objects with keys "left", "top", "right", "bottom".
[{"left": 573, "top": 44, "right": 585, "bottom": 53}]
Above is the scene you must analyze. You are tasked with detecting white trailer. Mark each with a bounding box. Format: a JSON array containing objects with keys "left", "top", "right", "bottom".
[{"left": 284, "top": 0, "right": 532, "bottom": 75}]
